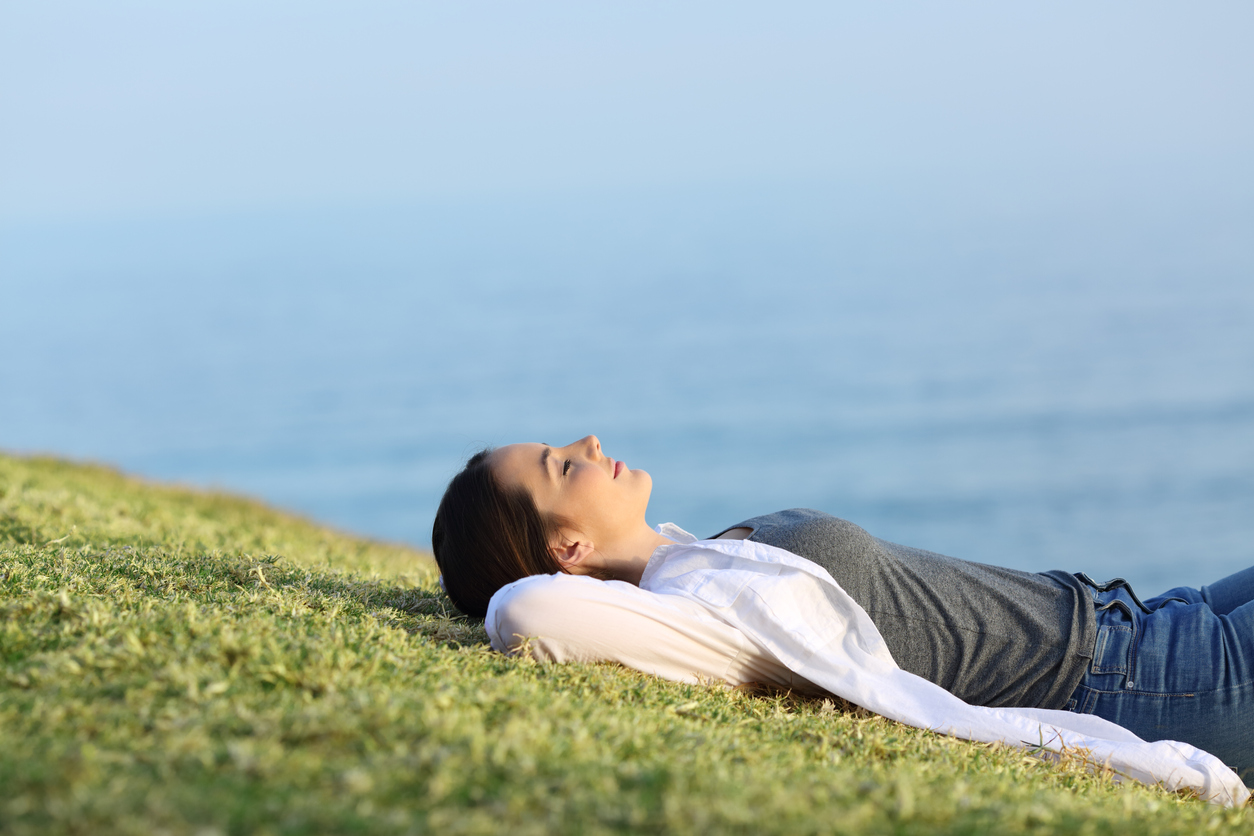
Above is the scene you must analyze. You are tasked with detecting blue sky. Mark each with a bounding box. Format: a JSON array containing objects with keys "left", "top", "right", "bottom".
[{"left": 3, "top": 1, "right": 1252, "bottom": 222}]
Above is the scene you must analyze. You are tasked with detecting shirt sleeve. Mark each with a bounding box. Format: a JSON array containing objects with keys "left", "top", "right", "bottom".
[{"left": 485, "top": 573, "right": 823, "bottom": 693}]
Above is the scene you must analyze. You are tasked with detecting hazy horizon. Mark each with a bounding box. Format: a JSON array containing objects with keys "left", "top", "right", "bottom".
[{"left": 3, "top": 2, "right": 1252, "bottom": 592}]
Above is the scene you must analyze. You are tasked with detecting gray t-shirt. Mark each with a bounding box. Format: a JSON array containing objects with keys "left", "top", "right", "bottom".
[{"left": 713, "top": 509, "right": 1096, "bottom": 709}]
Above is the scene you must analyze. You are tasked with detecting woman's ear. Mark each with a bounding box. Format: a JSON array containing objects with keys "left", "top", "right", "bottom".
[{"left": 549, "top": 531, "right": 596, "bottom": 573}]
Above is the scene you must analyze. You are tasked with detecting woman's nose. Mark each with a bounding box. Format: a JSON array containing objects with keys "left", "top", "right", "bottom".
[{"left": 577, "top": 435, "right": 601, "bottom": 458}]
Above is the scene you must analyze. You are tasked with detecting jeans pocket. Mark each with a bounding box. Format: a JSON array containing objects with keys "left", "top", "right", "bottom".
[{"left": 1092, "top": 623, "right": 1134, "bottom": 675}]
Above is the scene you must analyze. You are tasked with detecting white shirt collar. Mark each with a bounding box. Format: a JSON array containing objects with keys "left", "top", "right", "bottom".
[{"left": 653, "top": 521, "right": 697, "bottom": 544}]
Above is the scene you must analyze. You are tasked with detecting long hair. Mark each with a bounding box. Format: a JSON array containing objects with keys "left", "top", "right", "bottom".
[{"left": 431, "top": 448, "right": 568, "bottom": 618}]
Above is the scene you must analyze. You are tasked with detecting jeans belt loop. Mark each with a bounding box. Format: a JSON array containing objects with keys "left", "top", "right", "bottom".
[{"left": 1076, "top": 572, "right": 1152, "bottom": 614}]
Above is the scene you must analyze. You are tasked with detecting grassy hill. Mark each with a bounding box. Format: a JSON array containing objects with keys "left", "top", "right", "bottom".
[{"left": 1, "top": 453, "right": 1248, "bottom": 835}]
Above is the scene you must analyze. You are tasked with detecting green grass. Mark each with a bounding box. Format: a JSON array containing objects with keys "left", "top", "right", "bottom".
[{"left": 1, "top": 453, "right": 1249, "bottom": 835}]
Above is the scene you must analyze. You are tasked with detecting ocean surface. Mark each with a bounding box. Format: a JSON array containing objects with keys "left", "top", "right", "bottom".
[{"left": 3, "top": 183, "right": 1252, "bottom": 593}]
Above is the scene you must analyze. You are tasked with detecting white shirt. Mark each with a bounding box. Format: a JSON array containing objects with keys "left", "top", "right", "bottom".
[{"left": 486, "top": 524, "right": 1249, "bottom": 806}]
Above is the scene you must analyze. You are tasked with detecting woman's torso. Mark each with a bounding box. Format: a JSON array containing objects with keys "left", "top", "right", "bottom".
[{"left": 712, "top": 509, "right": 1097, "bottom": 709}]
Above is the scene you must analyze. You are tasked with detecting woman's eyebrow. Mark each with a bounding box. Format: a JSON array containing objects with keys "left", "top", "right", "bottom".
[{"left": 540, "top": 445, "right": 554, "bottom": 480}]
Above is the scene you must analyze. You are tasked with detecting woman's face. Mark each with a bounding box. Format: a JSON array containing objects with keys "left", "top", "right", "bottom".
[{"left": 491, "top": 435, "right": 653, "bottom": 552}]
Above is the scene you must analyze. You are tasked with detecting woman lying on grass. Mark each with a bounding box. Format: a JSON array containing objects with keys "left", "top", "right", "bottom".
[{"left": 432, "top": 435, "right": 1252, "bottom": 804}]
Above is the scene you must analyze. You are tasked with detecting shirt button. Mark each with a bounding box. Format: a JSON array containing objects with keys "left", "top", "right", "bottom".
[{"left": 1126, "top": 681, "right": 1135, "bottom": 689}]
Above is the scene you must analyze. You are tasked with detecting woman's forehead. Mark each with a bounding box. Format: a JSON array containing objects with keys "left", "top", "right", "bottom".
[{"left": 490, "top": 443, "right": 549, "bottom": 486}]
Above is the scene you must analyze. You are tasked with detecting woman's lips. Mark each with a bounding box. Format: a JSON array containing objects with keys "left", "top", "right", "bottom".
[{"left": 614, "top": 459, "right": 625, "bottom": 478}]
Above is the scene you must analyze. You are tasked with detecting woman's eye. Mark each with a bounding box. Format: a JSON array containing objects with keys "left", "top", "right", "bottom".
[{"left": 562, "top": 460, "right": 572, "bottom": 476}]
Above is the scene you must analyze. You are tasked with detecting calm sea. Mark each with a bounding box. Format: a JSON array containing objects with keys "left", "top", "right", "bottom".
[{"left": 3, "top": 183, "right": 1252, "bottom": 593}]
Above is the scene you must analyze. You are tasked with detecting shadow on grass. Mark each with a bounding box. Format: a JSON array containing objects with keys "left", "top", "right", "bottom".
[
  {"left": 0, "top": 512, "right": 43, "bottom": 546},
  {"left": 2, "top": 540, "right": 489, "bottom": 651},
  {"left": 211, "top": 550, "right": 491, "bottom": 648},
  {"left": 334, "top": 575, "right": 489, "bottom": 647}
]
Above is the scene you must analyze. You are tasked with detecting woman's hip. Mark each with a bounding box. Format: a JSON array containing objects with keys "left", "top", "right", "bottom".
[{"left": 1066, "top": 581, "right": 1254, "bottom": 785}]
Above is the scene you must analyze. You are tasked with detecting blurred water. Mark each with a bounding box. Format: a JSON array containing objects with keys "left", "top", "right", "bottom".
[{"left": 2, "top": 182, "right": 1252, "bottom": 592}]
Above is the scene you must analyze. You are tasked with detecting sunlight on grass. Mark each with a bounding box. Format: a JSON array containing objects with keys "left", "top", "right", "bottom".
[{"left": 1, "top": 453, "right": 1248, "bottom": 834}]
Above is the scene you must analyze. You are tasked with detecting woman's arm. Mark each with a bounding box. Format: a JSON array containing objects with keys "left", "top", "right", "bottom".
[{"left": 486, "top": 573, "right": 823, "bottom": 693}]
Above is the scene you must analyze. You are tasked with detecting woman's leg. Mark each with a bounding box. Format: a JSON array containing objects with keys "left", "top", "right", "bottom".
[
  {"left": 1147, "top": 564, "right": 1254, "bottom": 615},
  {"left": 1069, "top": 586, "right": 1254, "bottom": 786},
  {"left": 1200, "top": 565, "right": 1254, "bottom": 615}
]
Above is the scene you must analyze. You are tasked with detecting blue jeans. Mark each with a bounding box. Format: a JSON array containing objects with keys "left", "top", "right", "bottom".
[{"left": 1066, "top": 566, "right": 1254, "bottom": 786}]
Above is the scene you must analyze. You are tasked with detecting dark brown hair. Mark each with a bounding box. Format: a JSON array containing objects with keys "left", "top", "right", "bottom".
[{"left": 431, "top": 448, "right": 568, "bottom": 618}]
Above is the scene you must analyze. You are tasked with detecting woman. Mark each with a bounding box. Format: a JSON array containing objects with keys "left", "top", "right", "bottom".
[{"left": 432, "top": 435, "right": 1253, "bottom": 804}]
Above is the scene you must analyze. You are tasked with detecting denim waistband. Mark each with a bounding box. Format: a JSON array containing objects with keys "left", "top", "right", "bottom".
[{"left": 1075, "top": 572, "right": 1152, "bottom": 614}]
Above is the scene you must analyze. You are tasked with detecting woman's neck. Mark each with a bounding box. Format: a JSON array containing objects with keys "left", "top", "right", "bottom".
[{"left": 602, "top": 526, "right": 676, "bottom": 586}]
